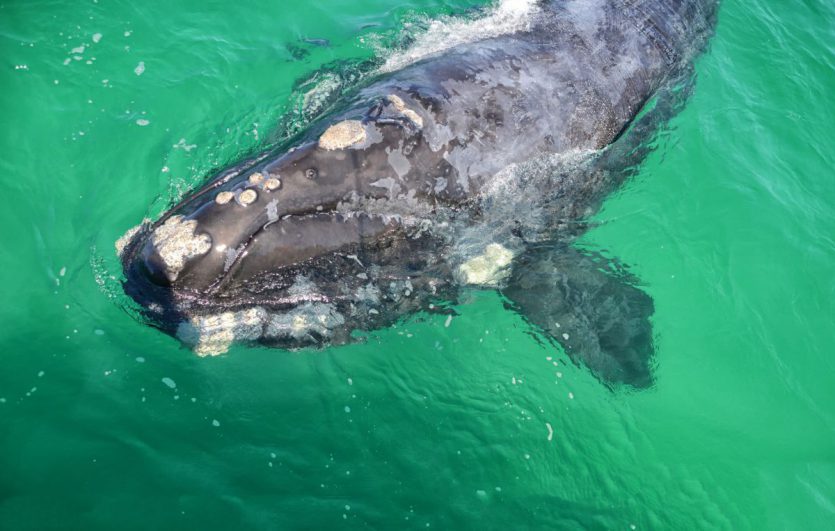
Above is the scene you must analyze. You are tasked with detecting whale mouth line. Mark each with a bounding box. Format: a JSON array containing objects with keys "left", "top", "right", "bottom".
[
  {"left": 204, "top": 208, "right": 393, "bottom": 296},
  {"left": 162, "top": 278, "right": 337, "bottom": 314}
]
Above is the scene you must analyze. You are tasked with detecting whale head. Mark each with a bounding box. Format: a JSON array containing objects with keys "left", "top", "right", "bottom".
[{"left": 119, "top": 100, "right": 458, "bottom": 354}]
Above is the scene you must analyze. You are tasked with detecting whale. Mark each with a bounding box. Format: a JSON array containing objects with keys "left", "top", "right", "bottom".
[{"left": 117, "top": 0, "right": 718, "bottom": 388}]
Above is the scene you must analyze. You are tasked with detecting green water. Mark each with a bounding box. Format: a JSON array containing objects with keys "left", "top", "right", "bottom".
[{"left": 1, "top": 0, "right": 834, "bottom": 528}]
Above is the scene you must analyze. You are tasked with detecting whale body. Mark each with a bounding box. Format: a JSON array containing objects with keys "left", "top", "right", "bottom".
[{"left": 118, "top": 0, "right": 718, "bottom": 387}]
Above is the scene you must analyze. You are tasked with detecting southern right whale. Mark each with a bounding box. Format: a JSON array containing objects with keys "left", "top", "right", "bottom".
[{"left": 117, "top": 0, "right": 719, "bottom": 388}]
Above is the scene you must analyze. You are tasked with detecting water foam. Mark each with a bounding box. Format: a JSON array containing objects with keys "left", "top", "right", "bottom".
[{"left": 380, "top": 0, "right": 540, "bottom": 73}]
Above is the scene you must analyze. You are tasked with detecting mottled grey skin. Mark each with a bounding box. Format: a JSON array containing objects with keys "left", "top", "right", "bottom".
[{"left": 120, "top": 0, "right": 717, "bottom": 387}]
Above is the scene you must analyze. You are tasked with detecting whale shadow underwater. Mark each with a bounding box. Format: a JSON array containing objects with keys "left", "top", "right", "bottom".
[{"left": 117, "top": 0, "right": 719, "bottom": 389}]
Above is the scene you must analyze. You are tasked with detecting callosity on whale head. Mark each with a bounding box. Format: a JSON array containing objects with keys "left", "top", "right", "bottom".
[
  {"left": 118, "top": 0, "right": 718, "bottom": 387},
  {"left": 119, "top": 92, "right": 463, "bottom": 355}
]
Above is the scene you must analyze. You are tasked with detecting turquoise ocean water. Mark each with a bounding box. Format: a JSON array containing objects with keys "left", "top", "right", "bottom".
[{"left": 1, "top": 0, "right": 834, "bottom": 528}]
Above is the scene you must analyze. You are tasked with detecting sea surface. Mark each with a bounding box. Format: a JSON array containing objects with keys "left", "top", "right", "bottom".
[{"left": 1, "top": 0, "right": 834, "bottom": 528}]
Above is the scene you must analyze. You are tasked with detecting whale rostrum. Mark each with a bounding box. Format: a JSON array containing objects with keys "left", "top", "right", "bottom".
[{"left": 119, "top": 0, "right": 718, "bottom": 387}]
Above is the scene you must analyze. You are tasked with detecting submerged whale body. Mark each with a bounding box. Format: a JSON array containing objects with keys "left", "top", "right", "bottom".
[{"left": 119, "top": 0, "right": 718, "bottom": 387}]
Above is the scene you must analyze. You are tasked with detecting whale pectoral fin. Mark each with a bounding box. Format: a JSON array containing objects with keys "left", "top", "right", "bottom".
[{"left": 501, "top": 243, "right": 655, "bottom": 389}]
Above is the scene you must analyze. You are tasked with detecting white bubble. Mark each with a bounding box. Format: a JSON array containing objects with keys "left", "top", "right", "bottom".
[
  {"left": 381, "top": 0, "right": 539, "bottom": 72},
  {"left": 136, "top": 118, "right": 150, "bottom": 126},
  {"left": 134, "top": 61, "right": 145, "bottom": 76},
  {"left": 172, "top": 138, "right": 196, "bottom": 151},
  {"left": 212, "top": 419, "right": 220, "bottom": 427},
  {"left": 161, "top": 377, "right": 176, "bottom": 389}
]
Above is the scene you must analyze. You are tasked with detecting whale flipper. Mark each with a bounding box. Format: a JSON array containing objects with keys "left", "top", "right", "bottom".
[{"left": 502, "top": 244, "right": 655, "bottom": 389}]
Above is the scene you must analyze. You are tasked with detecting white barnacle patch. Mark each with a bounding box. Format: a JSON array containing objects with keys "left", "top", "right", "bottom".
[
  {"left": 264, "top": 303, "right": 345, "bottom": 341},
  {"left": 387, "top": 94, "right": 424, "bottom": 129},
  {"left": 263, "top": 177, "right": 281, "bottom": 191},
  {"left": 458, "top": 243, "right": 514, "bottom": 286},
  {"left": 319, "top": 120, "right": 366, "bottom": 150},
  {"left": 238, "top": 189, "right": 257, "bottom": 206},
  {"left": 387, "top": 279, "right": 414, "bottom": 301},
  {"left": 248, "top": 172, "right": 264, "bottom": 185},
  {"left": 288, "top": 275, "right": 320, "bottom": 298},
  {"left": 115, "top": 223, "right": 145, "bottom": 258},
  {"left": 215, "top": 191, "right": 234, "bottom": 205},
  {"left": 176, "top": 307, "right": 268, "bottom": 356},
  {"left": 354, "top": 283, "right": 381, "bottom": 304},
  {"left": 150, "top": 215, "right": 212, "bottom": 281}
]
